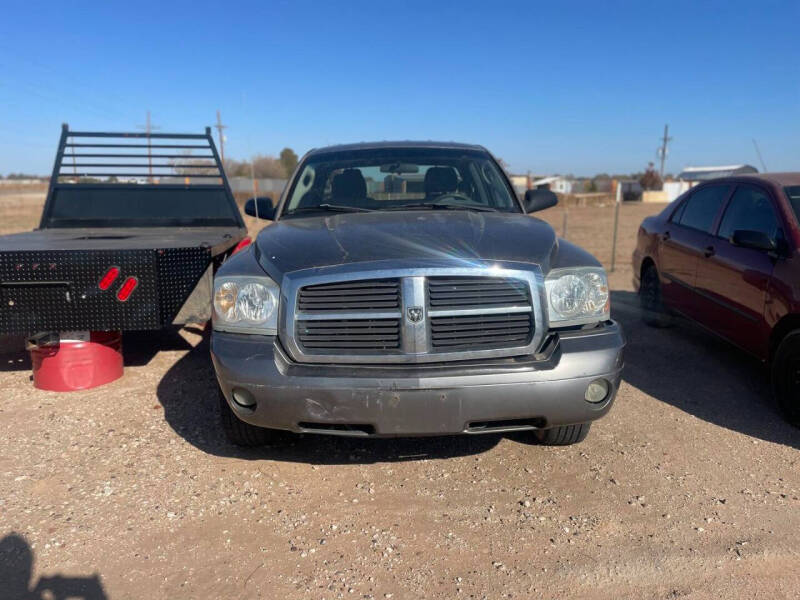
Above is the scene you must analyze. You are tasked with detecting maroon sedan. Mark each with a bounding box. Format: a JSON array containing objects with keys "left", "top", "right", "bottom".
[{"left": 632, "top": 173, "right": 800, "bottom": 425}]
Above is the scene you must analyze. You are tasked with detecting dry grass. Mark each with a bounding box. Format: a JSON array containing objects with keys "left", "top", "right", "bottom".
[{"left": 537, "top": 201, "right": 666, "bottom": 270}]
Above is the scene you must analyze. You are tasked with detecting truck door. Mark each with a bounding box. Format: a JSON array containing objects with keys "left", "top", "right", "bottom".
[
  {"left": 658, "top": 184, "right": 732, "bottom": 319},
  {"left": 694, "top": 183, "right": 779, "bottom": 357}
]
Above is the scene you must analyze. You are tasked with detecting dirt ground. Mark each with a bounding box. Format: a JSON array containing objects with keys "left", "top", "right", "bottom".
[{"left": 1, "top": 190, "right": 798, "bottom": 599}]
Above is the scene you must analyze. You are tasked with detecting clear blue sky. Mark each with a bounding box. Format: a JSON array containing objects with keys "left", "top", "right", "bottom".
[{"left": 1, "top": 0, "right": 798, "bottom": 176}]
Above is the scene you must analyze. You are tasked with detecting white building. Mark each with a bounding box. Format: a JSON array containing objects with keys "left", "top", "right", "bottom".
[
  {"left": 532, "top": 176, "right": 575, "bottom": 194},
  {"left": 677, "top": 165, "right": 758, "bottom": 182},
  {"left": 654, "top": 164, "right": 759, "bottom": 202}
]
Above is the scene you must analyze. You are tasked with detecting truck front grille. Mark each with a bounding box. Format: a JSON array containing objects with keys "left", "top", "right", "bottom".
[
  {"left": 430, "top": 313, "right": 533, "bottom": 350},
  {"left": 285, "top": 266, "right": 543, "bottom": 364},
  {"left": 298, "top": 278, "right": 400, "bottom": 312},
  {"left": 297, "top": 318, "right": 401, "bottom": 350},
  {"left": 427, "top": 276, "right": 530, "bottom": 309}
]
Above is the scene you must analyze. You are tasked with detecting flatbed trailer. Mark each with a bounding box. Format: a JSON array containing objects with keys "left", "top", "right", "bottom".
[{"left": 0, "top": 125, "right": 246, "bottom": 336}]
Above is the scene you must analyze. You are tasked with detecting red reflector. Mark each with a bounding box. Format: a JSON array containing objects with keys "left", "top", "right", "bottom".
[
  {"left": 116, "top": 277, "right": 138, "bottom": 301},
  {"left": 98, "top": 266, "right": 120, "bottom": 290},
  {"left": 232, "top": 237, "right": 252, "bottom": 255}
]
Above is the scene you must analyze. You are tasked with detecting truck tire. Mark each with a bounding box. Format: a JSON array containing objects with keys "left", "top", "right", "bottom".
[
  {"left": 771, "top": 331, "right": 800, "bottom": 426},
  {"left": 218, "top": 388, "right": 276, "bottom": 447},
  {"left": 640, "top": 264, "right": 673, "bottom": 327},
  {"left": 535, "top": 423, "right": 591, "bottom": 445}
]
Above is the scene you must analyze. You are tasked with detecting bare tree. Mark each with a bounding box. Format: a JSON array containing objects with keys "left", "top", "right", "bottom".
[
  {"left": 251, "top": 155, "right": 287, "bottom": 178},
  {"left": 639, "top": 162, "right": 663, "bottom": 191},
  {"left": 279, "top": 148, "right": 298, "bottom": 176},
  {"left": 170, "top": 157, "right": 218, "bottom": 176},
  {"left": 222, "top": 155, "right": 287, "bottom": 178}
]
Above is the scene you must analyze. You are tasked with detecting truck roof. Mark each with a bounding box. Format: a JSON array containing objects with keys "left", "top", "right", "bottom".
[{"left": 306, "top": 140, "right": 488, "bottom": 156}]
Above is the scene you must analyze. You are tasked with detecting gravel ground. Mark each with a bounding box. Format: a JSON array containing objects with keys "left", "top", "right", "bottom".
[{"left": 1, "top": 192, "right": 798, "bottom": 599}]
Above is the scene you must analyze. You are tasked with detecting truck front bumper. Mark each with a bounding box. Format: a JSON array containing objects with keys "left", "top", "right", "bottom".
[{"left": 211, "top": 321, "right": 625, "bottom": 437}]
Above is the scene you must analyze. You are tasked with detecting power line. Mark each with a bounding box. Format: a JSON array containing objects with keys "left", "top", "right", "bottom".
[
  {"left": 215, "top": 110, "right": 228, "bottom": 164},
  {"left": 136, "top": 110, "right": 161, "bottom": 181}
]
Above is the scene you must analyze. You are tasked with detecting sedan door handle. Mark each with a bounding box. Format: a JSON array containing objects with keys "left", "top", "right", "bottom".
[
  {"left": 661, "top": 231, "right": 671, "bottom": 241},
  {"left": 704, "top": 245, "right": 715, "bottom": 258}
]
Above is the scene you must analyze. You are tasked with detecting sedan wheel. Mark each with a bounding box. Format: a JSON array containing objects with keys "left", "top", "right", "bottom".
[
  {"left": 640, "top": 265, "right": 673, "bottom": 327},
  {"left": 772, "top": 331, "right": 800, "bottom": 426}
]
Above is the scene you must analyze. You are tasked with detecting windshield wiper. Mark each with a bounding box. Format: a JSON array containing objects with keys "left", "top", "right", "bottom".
[
  {"left": 386, "top": 202, "right": 499, "bottom": 213},
  {"left": 288, "top": 203, "right": 374, "bottom": 215}
]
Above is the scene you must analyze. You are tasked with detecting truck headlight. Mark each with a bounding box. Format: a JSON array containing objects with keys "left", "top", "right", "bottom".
[
  {"left": 545, "top": 267, "right": 610, "bottom": 327},
  {"left": 213, "top": 276, "right": 280, "bottom": 335}
]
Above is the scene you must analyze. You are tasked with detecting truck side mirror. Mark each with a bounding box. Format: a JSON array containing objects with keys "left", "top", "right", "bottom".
[
  {"left": 730, "top": 229, "right": 776, "bottom": 252},
  {"left": 523, "top": 189, "right": 558, "bottom": 213},
  {"left": 244, "top": 197, "right": 275, "bottom": 220}
]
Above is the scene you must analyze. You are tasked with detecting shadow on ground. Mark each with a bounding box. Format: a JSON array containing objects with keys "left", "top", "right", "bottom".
[
  {"left": 0, "top": 532, "right": 107, "bottom": 600},
  {"left": 0, "top": 327, "right": 196, "bottom": 373},
  {"left": 0, "top": 335, "right": 31, "bottom": 372},
  {"left": 154, "top": 331, "right": 507, "bottom": 463},
  {"left": 612, "top": 289, "right": 799, "bottom": 450},
  {"left": 123, "top": 326, "right": 198, "bottom": 366}
]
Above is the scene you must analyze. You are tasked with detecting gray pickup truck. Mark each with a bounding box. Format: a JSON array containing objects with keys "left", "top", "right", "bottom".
[{"left": 211, "top": 142, "right": 624, "bottom": 446}]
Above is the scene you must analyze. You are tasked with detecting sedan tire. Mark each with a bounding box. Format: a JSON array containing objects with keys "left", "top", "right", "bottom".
[
  {"left": 640, "top": 264, "right": 674, "bottom": 328},
  {"left": 771, "top": 331, "right": 800, "bottom": 426}
]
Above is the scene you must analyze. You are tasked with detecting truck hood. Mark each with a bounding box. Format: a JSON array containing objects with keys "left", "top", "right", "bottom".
[{"left": 253, "top": 210, "right": 593, "bottom": 281}]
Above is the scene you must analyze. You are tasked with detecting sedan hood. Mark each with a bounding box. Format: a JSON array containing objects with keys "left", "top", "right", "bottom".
[{"left": 255, "top": 210, "right": 568, "bottom": 281}]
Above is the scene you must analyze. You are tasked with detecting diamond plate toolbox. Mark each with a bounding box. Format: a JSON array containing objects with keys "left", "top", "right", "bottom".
[{"left": 0, "top": 247, "right": 211, "bottom": 334}]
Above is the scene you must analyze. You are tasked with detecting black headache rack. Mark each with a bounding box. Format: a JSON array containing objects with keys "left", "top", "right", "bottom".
[{"left": 0, "top": 125, "right": 246, "bottom": 335}]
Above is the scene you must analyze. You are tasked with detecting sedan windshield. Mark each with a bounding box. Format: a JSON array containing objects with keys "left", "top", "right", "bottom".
[{"left": 282, "top": 147, "right": 520, "bottom": 217}]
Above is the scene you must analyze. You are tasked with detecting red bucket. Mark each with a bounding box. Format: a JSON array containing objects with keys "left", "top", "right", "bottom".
[{"left": 29, "top": 331, "right": 123, "bottom": 391}]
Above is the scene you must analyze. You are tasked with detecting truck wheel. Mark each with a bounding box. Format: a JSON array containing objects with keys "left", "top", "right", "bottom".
[
  {"left": 218, "top": 388, "right": 276, "bottom": 446},
  {"left": 640, "top": 264, "right": 673, "bottom": 327},
  {"left": 771, "top": 331, "right": 800, "bottom": 426},
  {"left": 535, "top": 423, "right": 591, "bottom": 445}
]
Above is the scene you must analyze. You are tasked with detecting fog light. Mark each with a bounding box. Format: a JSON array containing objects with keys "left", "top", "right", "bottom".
[
  {"left": 585, "top": 379, "right": 610, "bottom": 403},
  {"left": 231, "top": 388, "right": 256, "bottom": 408}
]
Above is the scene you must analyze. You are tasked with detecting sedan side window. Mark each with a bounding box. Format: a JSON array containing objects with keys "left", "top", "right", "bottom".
[
  {"left": 717, "top": 185, "right": 779, "bottom": 241},
  {"left": 676, "top": 185, "right": 731, "bottom": 233}
]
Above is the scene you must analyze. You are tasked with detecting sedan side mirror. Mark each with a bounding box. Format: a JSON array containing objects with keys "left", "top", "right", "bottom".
[
  {"left": 523, "top": 189, "right": 558, "bottom": 213},
  {"left": 244, "top": 197, "right": 275, "bottom": 220},
  {"left": 730, "top": 229, "right": 776, "bottom": 252}
]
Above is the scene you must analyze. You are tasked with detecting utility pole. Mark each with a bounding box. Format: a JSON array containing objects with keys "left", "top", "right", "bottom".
[
  {"left": 657, "top": 124, "right": 672, "bottom": 179},
  {"left": 136, "top": 110, "right": 160, "bottom": 182},
  {"left": 215, "top": 110, "right": 228, "bottom": 164}
]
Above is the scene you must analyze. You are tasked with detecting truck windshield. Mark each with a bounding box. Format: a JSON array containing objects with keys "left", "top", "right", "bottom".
[{"left": 282, "top": 147, "right": 520, "bottom": 217}]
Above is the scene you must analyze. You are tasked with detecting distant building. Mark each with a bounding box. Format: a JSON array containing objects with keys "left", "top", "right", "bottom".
[
  {"left": 650, "top": 164, "right": 759, "bottom": 203},
  {"left": 532, "top": 176, "right": 575, "bottom": 194},
  {"left": 661, "top": 180, "right": 692, "bottom": 202},
  {"left": 677, "top": 165, "right": 758, "bottom": 182},
  {"left": 508, "top": 174, "right": 537, "bottom": 196}
]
